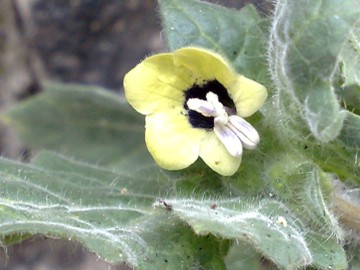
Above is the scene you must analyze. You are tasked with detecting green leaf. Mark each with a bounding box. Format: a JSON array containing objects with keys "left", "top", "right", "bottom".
[
  {"left": 267, "top": 159, "right": 343, "bottom": 238},
  {"left": 304, "top": 139, "right": 360, "bottom": 185},
  {"left": 158, "top": 0, "right": 269, "bottom": 84},
  {"left": 3, "top": 83, "right": 152, "bottom": 171},
  {"left": 306, "top": 232, "right": 347, "bottom": 270},
  {"left": 339, "top": 19, "right": 360, "bottom": 88},
  {"left": 0, "top": 154, "right": 150, "bottom": 266},
  {"left": 339, "top": 111, "right": 360, "bottom": 148},
  {"left": 32, "top": 151, "right": 170, "bottom": 197},
  {"left": 267, "top": 158, "right": 352, "bottom": 269},
  {"left": 137, "top": 214, "right": 229, "bottom": 270},
  {"left": 162, "top": 196, "right": 348, "bottom": 270},
  {"left": 266, "top": 0, "right": 360, "bottom": 185},
  {"left": 269, "top": 0, "right": 360, "bottom": 142},
  {"left": 337, "top": 84, "right": 360, "bottom": 115},
  {"left": 0, "top": 151, "right": 227, "bottom": 269},
  {"left": 160, "top": 197, "right": 311, "bottom": 269},
  {"left": 266, "top": 159, "right": 349, "bottom": 270},
  {"left": 281, "top": 109, "right": 360, "bottom": 184},
  {"left": 225, "top": 242, "right": 269, "bottom": 270}
]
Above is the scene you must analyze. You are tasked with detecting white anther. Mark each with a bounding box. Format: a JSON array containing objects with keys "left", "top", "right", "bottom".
[
  {"left": 214, "top": 114, "right": 228, "bottom": 126},
  {"left": 228, "top": 115, "right": 260, "bottom": 149},
  {"left": 205, "top": 92, "right": 226, "bottom": 115},
  {"left": 187, "top": 92, "right": 226, "bottom": 118},
  {"left": 187, "top": 98, "right": 218, "bottom": 117},
  {"left": 187, "top": 92, "right": 260, "bottom": 157},
  {"left": 214, "top": 124, "right": 243, "bottom": 158},
  {"left": 205, "top": 91, "right": 219, "bottom": 104}
]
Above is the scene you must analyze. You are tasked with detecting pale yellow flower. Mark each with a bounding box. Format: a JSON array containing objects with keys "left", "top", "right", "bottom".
[{"left": 124, "top": 47, "right": 267, "bottom": 176}]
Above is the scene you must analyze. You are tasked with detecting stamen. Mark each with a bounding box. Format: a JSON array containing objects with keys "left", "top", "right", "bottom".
[
  {"left": 213, "top": 114, "right": 260, "bottom": 156},
  {"left": 187, "top": 98, "right": 218, "bottom": 117},
  {"left": 205, "top": 91, "right": 219, "bottom": 104},
  {"left": 186, "top": 91, "right": 260, "bottom": 157},
  {"left": 214, "top": 114, "right": 228, "bottom": 126},
  {"left": 186, "top": 91, "right": 227, "bottom": 118},
  {"left": 214, "top": 124, "right": 243, "bottom": 158},
  {"left": 228, "top": 115, "right": 260, "bottom": 149}
]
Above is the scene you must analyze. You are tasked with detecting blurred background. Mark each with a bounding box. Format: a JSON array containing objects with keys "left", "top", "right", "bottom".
[{"left": 0, "top": 0, "right": 270, "bottom": 269}]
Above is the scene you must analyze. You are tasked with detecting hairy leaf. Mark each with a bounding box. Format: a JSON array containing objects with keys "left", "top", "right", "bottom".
[
  {"left": 225, "top": 242, "right": 268, "bottom": 270},
  {"left": 340, "top": 19, "right": 360, "bottom": 88},
  {"left": 267, "top": 159, "right": 343, "bottom": 238},
  {"left": 306, "top": 232, "right": 347, "bottom": 270},
  {"left": 0, "top": 151, "right": 227, "bottom": 269},
  {"left": 269, "top": 0, "right": 360, "bottom": 142},
  {"left": 158, "top": 0, "right": 269, "bottom": 84},
  {"left": 339, "top": 111, "right": 360, "bottom": 148},
  {"left": 3, "top": 83, "right": 152, "bottom": 171},
  {"left": 160, "top": 197, "right": 347, "bottom": 269}
]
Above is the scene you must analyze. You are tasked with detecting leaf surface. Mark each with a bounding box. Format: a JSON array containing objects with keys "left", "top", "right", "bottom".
[
  {"left": 158, "top": 0, "right": 269, "bottom": 83},
  {"left": 4, "top": 83, "right": 152, "bottom": 171},
  {"left": 0, "top": 151, "right": 227, "bottom": 269}
]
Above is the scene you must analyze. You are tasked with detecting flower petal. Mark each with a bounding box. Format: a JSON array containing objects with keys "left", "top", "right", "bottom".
[
  {"left": 229, "top": 75, "right": 267, "bottom": 117},
  {"left": 173, "top": 47, "right": 237, "bottom": 86},
  {"left": 124, "top": 53, "right": 194, "bottom": 115},
  {"left": 199, "top": 132, "right": 242, "bottom": 176},
  {"left": 145, "top": 112, "right": 205, "bottom": 170}
]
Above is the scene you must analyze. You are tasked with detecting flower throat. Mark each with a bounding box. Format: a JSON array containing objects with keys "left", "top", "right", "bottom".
[
  {"left": 184, "top": 80, "right": 236, "bottom": 129},
  {"left": 185, "top": 79, "right": 260, "bottom": 158}
]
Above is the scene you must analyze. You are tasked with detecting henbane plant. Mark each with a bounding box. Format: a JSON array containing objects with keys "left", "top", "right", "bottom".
[{"left": 0, "top": 0, "right": 360, "bottom": 269}]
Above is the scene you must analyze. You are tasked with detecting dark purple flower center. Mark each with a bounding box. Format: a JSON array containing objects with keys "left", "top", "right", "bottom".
[{"left": 184, "top": 79, "right": 236, "bottom": 129}]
